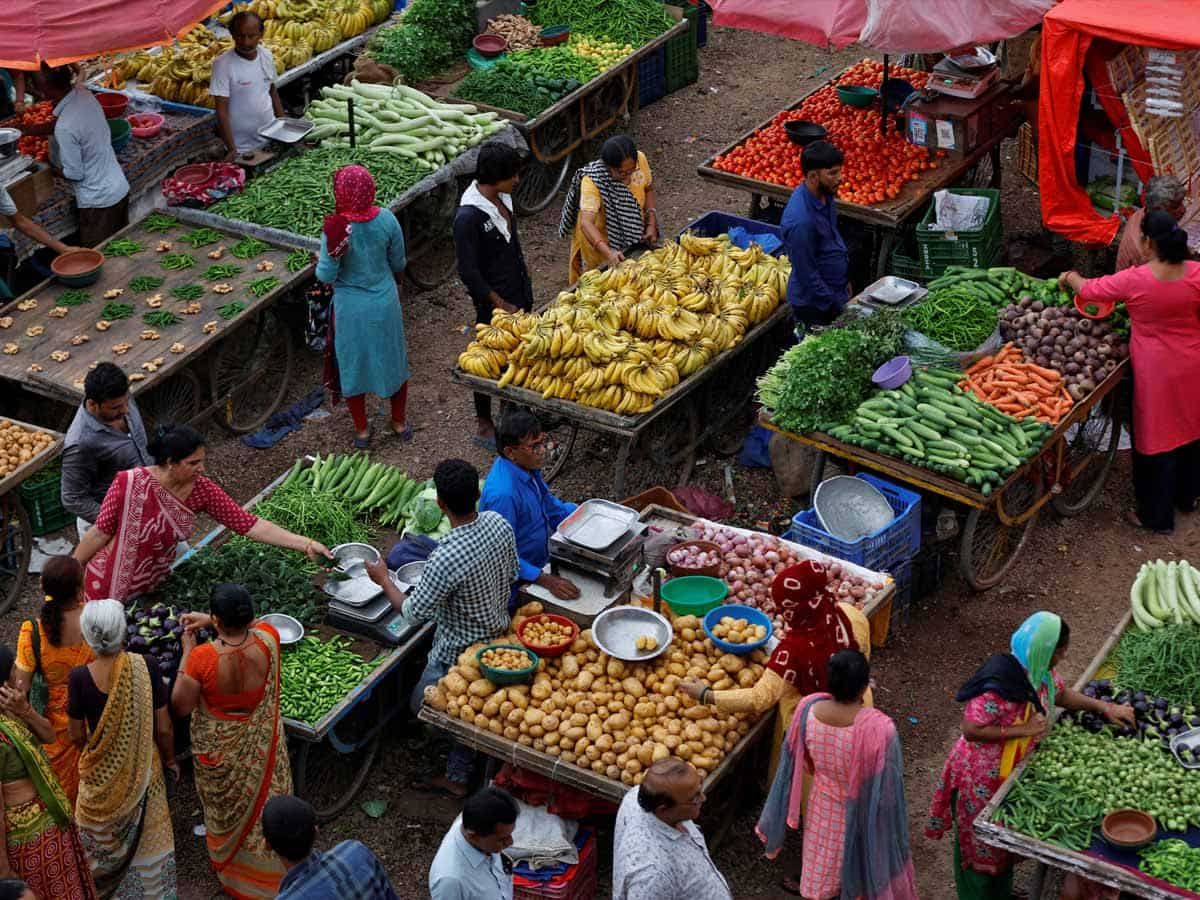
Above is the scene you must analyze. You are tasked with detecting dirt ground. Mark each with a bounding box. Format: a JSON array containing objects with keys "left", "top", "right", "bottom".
[{"left": 2, "top": 21, "right": 1196, "bottom": 900}]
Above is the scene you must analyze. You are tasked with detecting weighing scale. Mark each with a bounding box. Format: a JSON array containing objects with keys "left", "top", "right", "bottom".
[
  {"left": 323, "top": 571, "right": 420, "bottom": 645},
  {"left": 927, "top": 58, "right": 1000, "bottom": 100},
  {"left": 548, "top": 523, "right": 645, "bottom": 600}
]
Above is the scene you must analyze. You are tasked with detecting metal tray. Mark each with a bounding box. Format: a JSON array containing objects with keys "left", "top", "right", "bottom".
[
  {"left": 592, "top": 605, "right": 672, "bottom": 662},
  {"left": 559, "top": 499, "right": 639, "bottom": 551},
  {"left": 322, "top": 573, "right": 383, "bottom": 607},
  {"left": 258, "top": 117, "right": 314, "bottom": 144},
  {"left": 867, "top": 275, "right": 921, "bottom": 305},
  {"left": 1170, "top": 726, "right": 1200, "bottom": 769}
]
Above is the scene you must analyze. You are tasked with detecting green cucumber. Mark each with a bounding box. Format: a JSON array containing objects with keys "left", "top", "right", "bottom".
[{"left": 908, "top": 421, "right": 944, "bottom": 442}]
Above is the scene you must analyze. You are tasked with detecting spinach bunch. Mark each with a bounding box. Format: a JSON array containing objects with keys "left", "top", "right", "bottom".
[
  {"left": 756, "top": 329, "right": 882, "bottom": 433},
  {"left": 369, "top": 0, "right": 474, "bottom": 82}
]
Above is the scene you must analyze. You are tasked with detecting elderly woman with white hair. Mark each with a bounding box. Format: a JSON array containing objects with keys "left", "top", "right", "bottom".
[{"left": 67, "top": 599, "right": 177, "bottom": 899}]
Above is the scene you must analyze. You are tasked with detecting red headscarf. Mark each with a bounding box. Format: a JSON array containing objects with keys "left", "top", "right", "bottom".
[
  {"left": 322, "top": 165, "right": 381, "bottom": 259},
  {"left": 765, "top": 560, "right": 854, "bottom": 693}
]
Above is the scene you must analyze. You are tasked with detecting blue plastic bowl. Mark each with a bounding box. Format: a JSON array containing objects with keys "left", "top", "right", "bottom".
[
  {"left": 872, "top": 355, "right": 912, "bottom": 390},
  {"left": 703, "top": 604, "right": 773, "bottom": 655}
]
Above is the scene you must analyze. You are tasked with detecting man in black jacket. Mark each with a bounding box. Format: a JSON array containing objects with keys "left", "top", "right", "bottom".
[{"left": 454, "top": 143, "right": 534, "bottom": 450}]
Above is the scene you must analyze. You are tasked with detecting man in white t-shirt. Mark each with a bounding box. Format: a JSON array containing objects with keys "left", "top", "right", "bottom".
[{"left": 210, "top": 11, "right": 283, "bottom": 160}]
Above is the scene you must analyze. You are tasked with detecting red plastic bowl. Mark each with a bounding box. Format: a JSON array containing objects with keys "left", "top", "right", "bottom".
[
  {"left": 472, "top": 34, "right": 508, "bottom": 58},
  {"left": 516, "top": 614, "right": 579, "bottom": 657},
  {"left": 96, "top": 92, "right": 129, "bottom": 119},
  {"left": 172, "top": 163, "right": 212, "bottom": 186},
  {"left": 128, "top": 113, "right": 164, "bottom": 139},
  {"left": 1074, "top": 294, "right": 1115, "bottom": 320}
]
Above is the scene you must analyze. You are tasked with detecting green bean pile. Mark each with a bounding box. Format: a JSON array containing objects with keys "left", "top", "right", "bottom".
[
  {"left": 1113, "top": 624, "right": 1200, "bottom": 707},
  {"left": 230, "top": 237, "right": 270, "bottom": 259},
  {"left": 280, "top": 635, "right": 385, "bottom": 724},
  {"left": 995, "top": 777, "right": 1104, "bottom": 851},
  {"left": 248, "top": 275, "right": 279, "bottom": 298},
  {"left": 169, "top": 284, "right": 204, "bottom": 302},
  {"left": 103, "top": 238, "right": 144, "bottom": 257},
  {"left": 209, "top": 149, "right": 427, "bottom": 237},
  {"left": 286, "top": 250, "right": 310, "bottom": 274},
  {"left": 1141, "top": 841, "right": 1200, "bottom": 890},
  {"left": 902, "top": 290, "right": 998, "bottom": 352},
  {"left": 142, "top": 213, "right": 179, "bottom": 233},
  {"left": 202, "top": 264, "right": 242, "bottom": 281},
  {"left": 530, "top": 0, "right": 674, "bottom": 46},
  {"left": 217, "top": 301, "right": 246, "bottom": 319},
  {"left": 100, "top": 302, "right": 134, "bottom": 320},
  {"left": 453, "top": 60, "right": 565, "bottom": 118},
  {"left": 180, "top": 227, "right": 223, "bottom": 248},
  {"left": 129, "top": 276, "right": 165, "bottom": 292},
  {"left": 143, "top": 310, "right": 182, "bottom": 328},
  {"left": 508, "top": 44, "right": 599, "bottom": 83},
  {"left": 159, "top": 253, "right": 195, "bottom": 271},
  {"left": 57, "top": 289, "right": 91, "bottom": 306},
  {"left": 250, "top": 480, "right": 372, "bottom": 549}
]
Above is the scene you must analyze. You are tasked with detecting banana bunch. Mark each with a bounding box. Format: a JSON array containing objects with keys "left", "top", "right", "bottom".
[
  {"left": 457, "top": 343, "right": 508, "bottom": 379},
  {"left": 474, "top": 323, "right": 520, "bottom": 352}
]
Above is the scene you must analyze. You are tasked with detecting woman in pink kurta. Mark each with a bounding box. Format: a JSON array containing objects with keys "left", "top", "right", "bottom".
[{"left": 1061, "top": 209, "right": 1200, "bottom": 533}]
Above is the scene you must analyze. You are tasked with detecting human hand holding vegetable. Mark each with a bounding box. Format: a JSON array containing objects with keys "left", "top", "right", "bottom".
[
  {"left": 680, "top": 677, "right": 710, "bottom": 703},
  {"left": 1102, "top": 702, "right": 1136, "bottom": 729},
  {"left": 1015, "top": 714, "right": 1048, "bottom": 739},
  {"left": 180, "top": 612, "right": 213, "bottom": 635},
  {"left": 303, "top": 539, "right": 334, "bottom": 563}
]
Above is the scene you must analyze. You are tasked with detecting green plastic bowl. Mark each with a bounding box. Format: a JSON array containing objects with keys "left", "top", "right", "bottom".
[
  {"left": 108, "top": 118, "right": 132, "bottom": 152},
  {"left": 476, "top": 643, "right": 540, "bottom": 685},
  {"left": 836, "top": 84, "right": 878, "bottom": 108},
  {"left": 660, "top": 575, "right": 729, "bottom": 617}
]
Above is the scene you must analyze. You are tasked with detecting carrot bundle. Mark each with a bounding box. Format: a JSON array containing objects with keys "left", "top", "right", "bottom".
[{"left": 958, "top": 342, "right": 1075, "bottom": 426}]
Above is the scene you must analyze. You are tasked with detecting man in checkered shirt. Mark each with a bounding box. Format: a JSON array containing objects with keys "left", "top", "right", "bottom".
[{"left": 369, "top": 457, "right": 519, "bottom": 798}]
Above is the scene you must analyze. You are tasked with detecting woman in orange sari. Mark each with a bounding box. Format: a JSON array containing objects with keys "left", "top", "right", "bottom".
[
  {"left": 172, "top": 583, "right": 293, "bottom": 899},
  {"left": 12, "top": 556, "right": 94, "bottom": 807}
]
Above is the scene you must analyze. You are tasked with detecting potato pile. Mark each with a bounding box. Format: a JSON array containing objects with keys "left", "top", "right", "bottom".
[
  {"left": 0, "top": 420, "right": 54, "bottom": 479},
  {"left": 711, "top": 616, "right": 767, "bottom": 645},
  {"left": 425, "top": 602, "right": 761, "bottom": 786},
  {"left": 521, "top": 616, "right": 574, "bottom": 647},
  {"left": 480, "top": 646, "right": 534, "bottom": 671}
]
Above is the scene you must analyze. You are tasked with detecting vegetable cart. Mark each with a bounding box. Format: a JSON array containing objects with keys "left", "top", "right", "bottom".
[
  {"left": 974, "top": 610, "right": 1198, "bottom": 899},
  {"left": 695, "top": 65, "right": 1019, "bottom": 279},
  {"left": 184, "top": 461, "right": 435, "bottom": 821},
  {"left": 0, "top": 418, "right": 63, "bottom": 614},
  {"left": 762, "top": 358, "right": 1128, "bottom": 591},
  {"left": 0, "top": 211, "right": 310, "bottom": 436}
]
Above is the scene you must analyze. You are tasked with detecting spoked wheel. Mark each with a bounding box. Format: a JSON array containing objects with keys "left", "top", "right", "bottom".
[
  {"left": 209, "top": 310, "right": 294, "bottom": 435},
  {"left": 290, "top": 733, "right": 380, "bottom": 823},
  {"left": 0, "top": 495, "right": 31, "bottom": 616},
  {"left": 1051, "top": 394, "right": 1121, "bottom": 517},
  {"left": 703, "top": 351, "right": 760, "bottom": 458},
  {"left": 514, "top": 150, "right": 574, "bottom": 217},
  {"left": 403, "top": 178, "right": 462, "bottom": 292},
  {"left": 140, "top": 368, "right": 203, "bottom": 433},
  {"left": 624, "top": 400, "right": 698, "bottom": 494},
  {"left": 958, "top": 145, "right": 1003, "bottom": 189},
  {"left": 959, "top": 469, "right": 1045, "bottom": 591},
  {"left": 538, "top": 417, "right": 579, "bottom": 484}
]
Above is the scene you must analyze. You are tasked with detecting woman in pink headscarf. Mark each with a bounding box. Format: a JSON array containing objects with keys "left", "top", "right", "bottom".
[{"left": 316, "top": 165, "right": 412, "bottom": 448}]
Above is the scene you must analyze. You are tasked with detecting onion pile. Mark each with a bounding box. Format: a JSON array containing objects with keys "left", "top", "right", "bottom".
[
  {"left": 667, "top": 546, "right": 720, "bottom": 569},
  {"left": 687, "top": 524, "right": 888, "bottom": 618}
]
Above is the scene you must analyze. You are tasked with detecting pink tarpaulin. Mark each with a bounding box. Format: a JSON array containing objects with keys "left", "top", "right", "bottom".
[
  {"left": 0, "top": 0, "right": 226, "bottom": 70},
  {"left": 711, "top": 0, "right": 1054, "bottom": 52}
]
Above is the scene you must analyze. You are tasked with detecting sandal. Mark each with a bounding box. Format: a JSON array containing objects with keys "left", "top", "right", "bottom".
[
  {"left": 1125, "top": 508, "right": 1173, "bottom": 535},
  {"left": 390, "top": 423, "right": 414, "bottom": 443},
  {"left": 412, "top": 775, "right": 468, "bottom": 800},
  {"left": 352, "top": 427, "right": 374, "bottom": 450},
  {"left": 780, "top": 875, "right": 804, "bottom": 896}
]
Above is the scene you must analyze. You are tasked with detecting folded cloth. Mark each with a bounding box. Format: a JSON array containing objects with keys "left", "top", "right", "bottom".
[
  {"left": 241, "top": 388, "right": 327, "bottom": 448},
  {"left": 503, "top": 802, "right": 578, "bottom": 873},
  {"left": 728, "top": 225, "right": 783, "bottom": 254},
  {"left": 386, "top": 534, "right": 438, "bottom": 569},
  {"left": 513, "top": 829, "right": 590, "bottom": 882}
]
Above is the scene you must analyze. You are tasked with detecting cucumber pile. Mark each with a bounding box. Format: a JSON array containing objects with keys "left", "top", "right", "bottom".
[
  {"left": 827, "top": 367, "right": 1051, "bottom": 494},
  {"left": 924, "top": 265, "right": 1052, "bottom": 305}
]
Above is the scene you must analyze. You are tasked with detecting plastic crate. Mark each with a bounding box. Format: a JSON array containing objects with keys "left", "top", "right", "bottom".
[
  {"left": 637, "top": 47, "right": 667, "bottom": 108},
  {"left": 888, "top": 244, "right": 926, "bottom": 284},
  {"left": 677, "top": 210, "right": 783, "bottom": 253},
  {"left": 663, "top": 3, "right": 700, "bottom": 94},
  {"left": 787, "top": 473, "right": 922, "bottom": 573},
  {"left": 514, "top": 830, "right": 597, "bottom": 899},
  {"left": 17, "top": 463, "right": 73, "bottom": 536},
  {"left": 916, "top": 187, "right": 1002, "bottom": 278}
]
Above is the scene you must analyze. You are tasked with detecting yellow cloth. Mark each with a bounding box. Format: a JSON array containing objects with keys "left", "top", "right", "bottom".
[
  {"left": 1000, "top": 703, "right": 1033, "bottom": 779},
  {"left": 568, "top": 151, "right": 652, "bottom": 282}
]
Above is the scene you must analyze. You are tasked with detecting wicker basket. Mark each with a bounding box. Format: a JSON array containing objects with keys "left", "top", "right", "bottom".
[{"left": 1016, "top": 121, "right": 1037, "bottom": 185}]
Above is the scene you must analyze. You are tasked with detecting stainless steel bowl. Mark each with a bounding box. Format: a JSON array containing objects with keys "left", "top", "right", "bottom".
[
  {"left": 0, "top": 128, "right": 19, "bottom": 159},
  {"left": 393, "top": 560, "right": 426, "bottom": 586},
  {"left": 330, "top": 542, "right": 380, "bottom": 576},
  {"left": 591, "top": 606, "right": 672, "bottom": 662},
  {"left": 260, "top": 613, "right": 304, "bottom": 645},
  {"left": 813, "top": 476, "right": 894, "bottom": 542}
]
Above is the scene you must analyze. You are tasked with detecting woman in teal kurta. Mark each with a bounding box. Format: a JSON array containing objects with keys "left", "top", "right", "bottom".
[{"left": 316, "top": 165, "right": 412, "bottom": 448}]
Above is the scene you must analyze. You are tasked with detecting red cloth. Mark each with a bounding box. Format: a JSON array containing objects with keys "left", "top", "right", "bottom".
[
  {"left": 764, "top": 560, "right": 854, "bottom": 692},
  {"left": 492, "top": 764, "right": 618, "bottom": 818},
  {"left": 345, "top": 385, "right": 409, "bottom": 432},
  {"left": 161, "top": 163, "right": 245, "bottom": 207},
  {"left": 1039, "top": 0, "right": 1200, "bottom": 245},
  {"left": 1077, "top": 261, "right": 1200, "bottom": 454},
  {"left": 87, "top": 468, "right": 257, "bottom": 600},
  {"left": 322, "top": 165, "right": 381, "bottom": 259}
]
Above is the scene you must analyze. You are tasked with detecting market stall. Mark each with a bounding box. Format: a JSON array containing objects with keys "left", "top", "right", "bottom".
[
  {"left": 0, "top": 210, "right": 310, "bottom": 433},
  {"left": 0, "top": 417, "right": 63, "bottom": 614},
  {"left": 697, "top": 57, "right": 1022, "bottom": 279},
  {"left": 976, "top": 562, "right": 1200, "bottom": 898},
  {"left": 756, "top": 263, "right": 1128, "bottom": 590},
  {"left": 452, "top": 212, "right": 793, "bottom": 496}
]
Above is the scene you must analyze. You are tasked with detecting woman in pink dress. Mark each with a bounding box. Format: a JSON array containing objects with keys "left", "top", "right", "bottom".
[{"left": 1060, "top": 209, "right": 1200, "bottom": 533}]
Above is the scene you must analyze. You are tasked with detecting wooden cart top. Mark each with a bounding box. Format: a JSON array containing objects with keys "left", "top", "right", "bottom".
[
  {"left": 419, "top": 703, "right": 775, "bottom": 804},
  {"left": 0, "top": 417, "right": 64, "bottom": 498},
  {"left": 972, "top": 611, "right": 1191, "bottom": 900},
  {"left": 695, "top": 73, "right": 1018, "bottom": 229},
  {"left": 762, "top": 357, "right": 1130, "bottom": 510},
  {"left": 453, "top": 302, "right": 790, "bottom": 436},
  {"left": 0, "top": 213, "right": 313, "bottom": 405}
]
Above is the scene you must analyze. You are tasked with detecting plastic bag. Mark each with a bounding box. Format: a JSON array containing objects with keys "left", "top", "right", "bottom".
[
  {"left": 860, "top": 0, "right": 1054, "bottom": 54},
  {"left": 903, "top": 325, "right": 1001, "bottom": 368},
  {"left": 929, "top": 189, "right": 991, "bottom": 232}
]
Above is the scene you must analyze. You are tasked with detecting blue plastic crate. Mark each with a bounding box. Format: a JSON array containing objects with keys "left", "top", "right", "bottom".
[
  {"left": 787, "top": 473, "right": 921, "bottom": 573},
  {"left": 677, "top": 210, "right": 783, "bottom": 254},
  {"left": 890, "top": 557, "right": 913, "bottom": 610},
  {"left": 637, "top": 48, "right": 666, "bottom": 108}
]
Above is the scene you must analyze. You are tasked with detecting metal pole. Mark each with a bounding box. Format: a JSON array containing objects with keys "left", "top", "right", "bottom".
[
  {"left": 347, "top": 97, "right": 356, "bottom": 149},
  {"left": 882, "top": 53, "right": 889, "bottom": 137}
]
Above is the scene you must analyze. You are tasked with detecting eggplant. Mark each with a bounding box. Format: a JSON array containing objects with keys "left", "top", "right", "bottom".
[
  {"left": 163, "top": 617, "right": 178, "bottom": 631},
  {"left": 126, "top": 624, "right": 139, "bottom": 636},
  {"left": 1083, "top": 685, "right": 1098, "bottom": 698},
  {"left": 1115, "top": 690, "right": 1132, "bottom": 704},
  {"left": 151, "top": 604, "right": 167, "bottom": 618},
  {"left": 1157, "top": 697, "right": 1170, "bottom": 710},
  {"left": 128, "top": 635, "right": 148, "bottom": 652},
  {"left": 1135, "top": 701, "right": 1150, "bottom": 714},
  {"left": 1134, "top": 691, "right": 1147, "bottom": 703},
  {"left": 172, "top": 626, "right": 184, "bottom": 638}
]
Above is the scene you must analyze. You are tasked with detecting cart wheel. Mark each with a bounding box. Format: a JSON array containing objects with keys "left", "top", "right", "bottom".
[
  {"left": 0, "top": 495, "right": 31, "bottom": 616},
  {"left": 958, "top": 145, "right": 1003, "bottom": 190},
  {"left": 209, "top": 310, "right": 294, "bottom": 435},
  {"left": 959, "top": 469, "right": 1044, "bottom": 591},
  {"left": 290, "top": 733, "right": 380, "bottom": 823},
  {"left": 513, "top": 151, "right": 574, "bottom": 217},
  {"left": 140, "top": 368, "right": 203, "bottom": 433},
  {"left": 403, "top": 177, "right": 461, "bottom": 292},
  {"left": 539, "top": 419, "right": 578, "bottom": 484},
  {"left": 626, "top": 400, "right": 697, "bottom": 492},
  {"left": 1051, "top": 395, "right": 1121, "bottom": 517}
]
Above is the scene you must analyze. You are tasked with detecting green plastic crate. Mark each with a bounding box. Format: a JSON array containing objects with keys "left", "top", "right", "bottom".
[
  {"left": 17, "top": 463, "right": 73, "bottom": 536},
  {"left": 916, "top": 188, "right": 1002, "bottom": 278},
  {"left": 888, "top": 244, "right": 926, "bottom": 284},
  {"left": 663, "top": 3, "right": 699, "bottom": 94}
]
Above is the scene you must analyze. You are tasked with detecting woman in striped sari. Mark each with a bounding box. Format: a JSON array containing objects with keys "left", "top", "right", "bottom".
[
  {"left": 68, "top": 599, "right": 176, "bottom": 899},
  {"left": 172, "top": 583, "right": 293, "bottom": 899}
]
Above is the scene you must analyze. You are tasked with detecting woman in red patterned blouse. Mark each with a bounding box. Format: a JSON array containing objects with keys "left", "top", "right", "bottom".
[{"left": 73, "top": 425, "right": 332, "bottom": 601}]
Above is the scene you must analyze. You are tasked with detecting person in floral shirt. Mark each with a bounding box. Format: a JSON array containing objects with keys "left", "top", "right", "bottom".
[{"left": 926, "top": 613, "right": 1135, "bottom": 899}]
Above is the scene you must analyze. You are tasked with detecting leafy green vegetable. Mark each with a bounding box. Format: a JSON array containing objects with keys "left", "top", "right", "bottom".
[
  {"left": 529, "top": 0, "right": 674, "bottom": 47},
  {"left": 247, "top": 481, "right": 372, "bottom": 549},
  {"left": 368, "top": 0, "right": 475, "bottom": 82}
]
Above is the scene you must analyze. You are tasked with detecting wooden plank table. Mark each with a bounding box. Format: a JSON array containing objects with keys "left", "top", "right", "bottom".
[{"left": 0, "top": 416, "right": 65, "bottom": 614}]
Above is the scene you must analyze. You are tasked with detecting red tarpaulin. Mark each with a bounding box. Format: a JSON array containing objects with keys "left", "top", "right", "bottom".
[
  {"left": 710, "top": 0, "right": 1053, "bottom": 52},
  {"left": 0, "top": 0, "right": 226, "bottom": 70},
  {"left": 1039, "top": 0, "right": 1198, "bottom": 245}
]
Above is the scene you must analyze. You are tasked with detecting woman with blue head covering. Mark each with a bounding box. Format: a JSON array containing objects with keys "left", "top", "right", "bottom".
[{"left": 924, "top": 612, "right": 1135, "bottom": 900}]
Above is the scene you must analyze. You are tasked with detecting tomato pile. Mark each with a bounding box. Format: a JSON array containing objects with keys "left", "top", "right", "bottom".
[
  {"left": 712, "top": 59, "right": 943, "bottom": 206},
  {"left": 14, "top": 102, "right": 54, "bottom": 162}
]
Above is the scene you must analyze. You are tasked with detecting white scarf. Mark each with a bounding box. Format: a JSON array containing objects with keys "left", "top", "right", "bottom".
[{"left": 460, "top": 180, "right": 513, "bottom": 243}]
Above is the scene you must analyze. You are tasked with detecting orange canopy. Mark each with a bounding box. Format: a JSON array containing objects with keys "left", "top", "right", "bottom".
[{"left": 0, "top": 0, "right": 225, "bottom": 70}]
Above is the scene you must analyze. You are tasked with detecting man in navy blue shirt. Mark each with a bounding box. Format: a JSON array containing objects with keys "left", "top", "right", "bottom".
[{"left": 780, "top": 140, "right": 849, "bottom": 332}]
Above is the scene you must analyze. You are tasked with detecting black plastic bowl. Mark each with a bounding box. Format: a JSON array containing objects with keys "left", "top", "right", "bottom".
[
  {"left": 784, "top": 120, "right": 828, "bottom": 146},
  {"left": 883, "top": 79, "right": 917, "bottom": 113}
]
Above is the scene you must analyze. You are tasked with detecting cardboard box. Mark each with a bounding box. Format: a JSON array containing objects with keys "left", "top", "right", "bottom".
[
  {"left": 904, "top": 84, "right": 1011, "bottom": 155},
  {"left": 4, "top": 163, "right": 53, "bottom": 217}
]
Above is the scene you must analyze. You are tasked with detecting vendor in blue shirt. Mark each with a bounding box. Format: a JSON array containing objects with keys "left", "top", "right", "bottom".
[
  {"left": 480, "top": 409, "right": 581, "bottom": 601},
  {"left": 780, "top": 140, "right": 849, "bottom": 332}
]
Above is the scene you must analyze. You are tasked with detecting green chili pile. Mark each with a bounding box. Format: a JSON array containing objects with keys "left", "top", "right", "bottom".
[
  {"left": 142, "top": 213, "right": 179, "bottom": 233},
  {"left": 100, "top": 302, "right": 134, "bottom": 320},
  {"left": 143, "top": 310, "right": 182, "bottom": 328},
  {"left": 248, "top": 275, "right": 279, "bottom": 298},
  {"left": 248, "top": 481, "right": 372, "bottom": 549},
  {"left": 902, "top": 290, "right": 998, "bottom": 352},
  {"left": 280, "top": 635, "right": 385, "bottom": 724},
  {"left": 995, "top": 777, "right": 1104, "bottom": 851},
  {"left": 203, "top": 264, "right": 242, "bottom": 281},
  {"left": 180, "top": 227, "right": 223, "bottom": 248},
  {"left": 56, "top": 289, "right": 91, "bottom": 306},
  {"left": 217, "top": 301, "right": 246, "bottom": 320},
  {"left": 159, "top": 253, "right": 196, "bottom": 271},
  {"left": 529, "top": 0, "right": 673, "bottom": 46},
  {"left": 169, "top": 284, "right": 204, "bottom": 301},
  {"left": 286, "top": 250, "right": 310, "bottom": 274},
  {"left": 230, "top": 237, "right": 270, "bottom": 260},
  {"left": 103, "top": 238, "right": 144, "bottom": 257},
  {"left": 1141, "top": 841, "right": 1200, "bottom": 890},
  {"left": 129, "top": 276, "right": 165, "bottom": 292}
]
